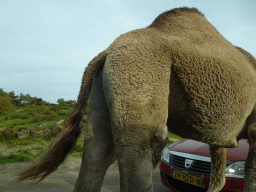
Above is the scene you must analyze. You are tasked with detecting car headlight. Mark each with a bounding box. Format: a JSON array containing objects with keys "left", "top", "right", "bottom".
[
  {"left": 161, "top": 147, "right": 171, "bottom": 163},
  {"left": 225, "top": 161, "right": 245, "bottom": 178}
]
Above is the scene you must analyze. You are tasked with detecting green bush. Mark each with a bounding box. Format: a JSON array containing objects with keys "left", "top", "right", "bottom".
[
  {"left": 9, "top": 113, "right": 21, "bottom": 119},
  {"left": 19, "top": 113, "right": 30, "bottom": 119},
  {"left": 45, "top": 113, "right": 58, "bottom": 121},
  {"left": 31, "top": 114, "right": 44, "bottom": 123},
  {"left": 10, "top": 120, "right": 20, "bottom": 126},
  {"left": 0, "top": 94, "right": 14, "bottom": 114},
  {"left": 58, "top": 109, "right": 70, "bottom": 116}
]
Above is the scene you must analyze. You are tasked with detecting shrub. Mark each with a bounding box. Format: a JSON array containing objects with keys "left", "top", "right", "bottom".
[
  {"left": 44, "top": 113, "right": 57, "bottom": 121},
  {"left": 10, "top": 120, "right": 20, "bottom": 126},
  {"left": 9, "top": 113, "right": 21, "bottom": 119},
  {"left": 31, "top": 114, "right": 44, "bottom": 123},
  {"left": 19, "top": 113, "right": 30, "bottom": 119},
  {"left": 0, "top": 94, "right": 14, "bottom": 114},
  {"left": 58, "top": 109, "right": 70, "bottom": 116},
  {"left": 42, "top": 107, "right": 51, "bottom": 115}
]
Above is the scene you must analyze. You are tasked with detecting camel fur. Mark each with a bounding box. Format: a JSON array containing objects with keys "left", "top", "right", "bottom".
[{"left": 11, "top": 7, "right": 256, "bottom": 192}]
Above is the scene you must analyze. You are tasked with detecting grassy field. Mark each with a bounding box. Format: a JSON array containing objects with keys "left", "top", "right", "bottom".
[
  {"left": 0, "top": 104, "right": 75, "bottom": 131},
  {"left": 0, "top": 104, "right": 183, "bottom": 165},
  {"left": 0, "top": 132, "right": 86, "bottom": 165}
]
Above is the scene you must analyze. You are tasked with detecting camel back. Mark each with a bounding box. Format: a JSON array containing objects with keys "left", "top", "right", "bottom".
[{"left": 104, "top": 7, "right": 256, "bottom": 145}]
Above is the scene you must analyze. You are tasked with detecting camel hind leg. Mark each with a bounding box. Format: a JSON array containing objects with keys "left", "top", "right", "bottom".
[
  {"left": 73, "top": 69, "right": 116, "bottom": 192},
  {"left": 110, "top": 123, "right": 168, "bottom": 192},
  {"left": 245, "top": 123, "right": 256, "bottom": 192},
  {"left": 102, "top": 50, "right": 171, "bottom": 191},
  {"left": 103, "top": 82, "right": 169, "bottom": 191}
]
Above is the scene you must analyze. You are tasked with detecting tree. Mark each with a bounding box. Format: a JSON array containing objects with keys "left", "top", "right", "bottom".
[
  {"left": 8, "top": 91, "right": 20, "bottom": 106},
  {"left": 66, "top": 100, "right": 76, "bottom": 106},
  {"left": 57, "top": 98, "right": 65, "bottom": 106},
  {"left": 0, "top": 88, "right": 6, "bottom": 96},
  {"left": 0, "top": 94, "right": 14, "bottom": 114},
  {"left": 35, "top": 98, "right": 43, "bottom": 105},
  {"left": 19, "top": 93, "right": 35, "bottom": 105},
  {"left": 19, "top": 93, "right": 29, "bottom": 105}
]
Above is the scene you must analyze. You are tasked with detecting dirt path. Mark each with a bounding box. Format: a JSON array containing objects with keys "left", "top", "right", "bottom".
[
  {"left": 0, "top": 155, "right": 119, "bottom": 174},
  {"left": 0, "top": 132, "right": 167, "bottom": 175},
  {"left": 0, "top": 136, "right": 119, "bottom": 174},
  {"left": 0, "top": 138, "right": 119, "bottom": 174}
]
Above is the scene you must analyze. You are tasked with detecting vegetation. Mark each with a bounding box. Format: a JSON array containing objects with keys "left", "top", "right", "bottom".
[
  {"left": 0, "top": 88, "right": 76, "bottom": 108},
  {"left": 0, "top": 94, "right": 14, "bottom": 114},
  {"left": 0, "top": 88, "right": 182, "bottom": 165},
  {"left": 0, "top": 88, "right": 85, "bottom": 165},
  {"left": 0, "top": 88, "right": 81, "bottom": 130}
]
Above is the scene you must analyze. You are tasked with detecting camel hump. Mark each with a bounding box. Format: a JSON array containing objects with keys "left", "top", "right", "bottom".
[{"left": 149, "top": 7, "right": 203, "bottom": 28}]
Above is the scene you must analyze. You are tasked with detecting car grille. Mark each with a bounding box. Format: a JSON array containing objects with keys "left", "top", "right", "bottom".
[
  {"left": 169, "top": 153, "right": 211, "bottom": 175},
  {"left": 169, "top": 152, "right": 233, "bottom": 176}
]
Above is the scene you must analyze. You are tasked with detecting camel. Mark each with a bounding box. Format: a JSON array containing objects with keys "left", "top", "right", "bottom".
[{"left": 11, "top": 7, "right": 256, "bottom": 192}]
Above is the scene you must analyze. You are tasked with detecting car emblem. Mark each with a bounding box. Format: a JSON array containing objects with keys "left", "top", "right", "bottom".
[{"left": 185, "top": 159, "right": 194, "bottom": 168}]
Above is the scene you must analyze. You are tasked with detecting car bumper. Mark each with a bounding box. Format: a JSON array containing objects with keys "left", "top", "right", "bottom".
[{"left": 160, "top": 160, "right": 245, "bottom": 192}]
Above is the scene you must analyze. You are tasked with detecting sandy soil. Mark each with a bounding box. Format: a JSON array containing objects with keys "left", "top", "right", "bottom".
[
  {"left": 0, "top": 155, "right": 119, "bottom": 174},
  {"left": 0, "top": 137, "right": 119, "bottom": 174},
  {"left": 0, "top": 135, "right": 174, "bottom": 174}
]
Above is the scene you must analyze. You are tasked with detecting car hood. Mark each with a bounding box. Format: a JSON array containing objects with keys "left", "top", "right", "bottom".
[{"left": 168, "top": 139, "right": 249, "bottom": 161}]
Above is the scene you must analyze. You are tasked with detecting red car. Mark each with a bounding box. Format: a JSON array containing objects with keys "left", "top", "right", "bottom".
[{"left": 160, "top": 139, "right": 249, "bottom": 192}]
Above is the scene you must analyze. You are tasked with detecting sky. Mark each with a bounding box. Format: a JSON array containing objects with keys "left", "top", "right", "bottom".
[{"left": 1, "top": 0, "right": 255, "bottom": 104}]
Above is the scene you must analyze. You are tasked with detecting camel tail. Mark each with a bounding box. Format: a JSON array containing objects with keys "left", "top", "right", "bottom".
[{"left": 11, "top": 51, "right": 107, "bottom": 184}]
